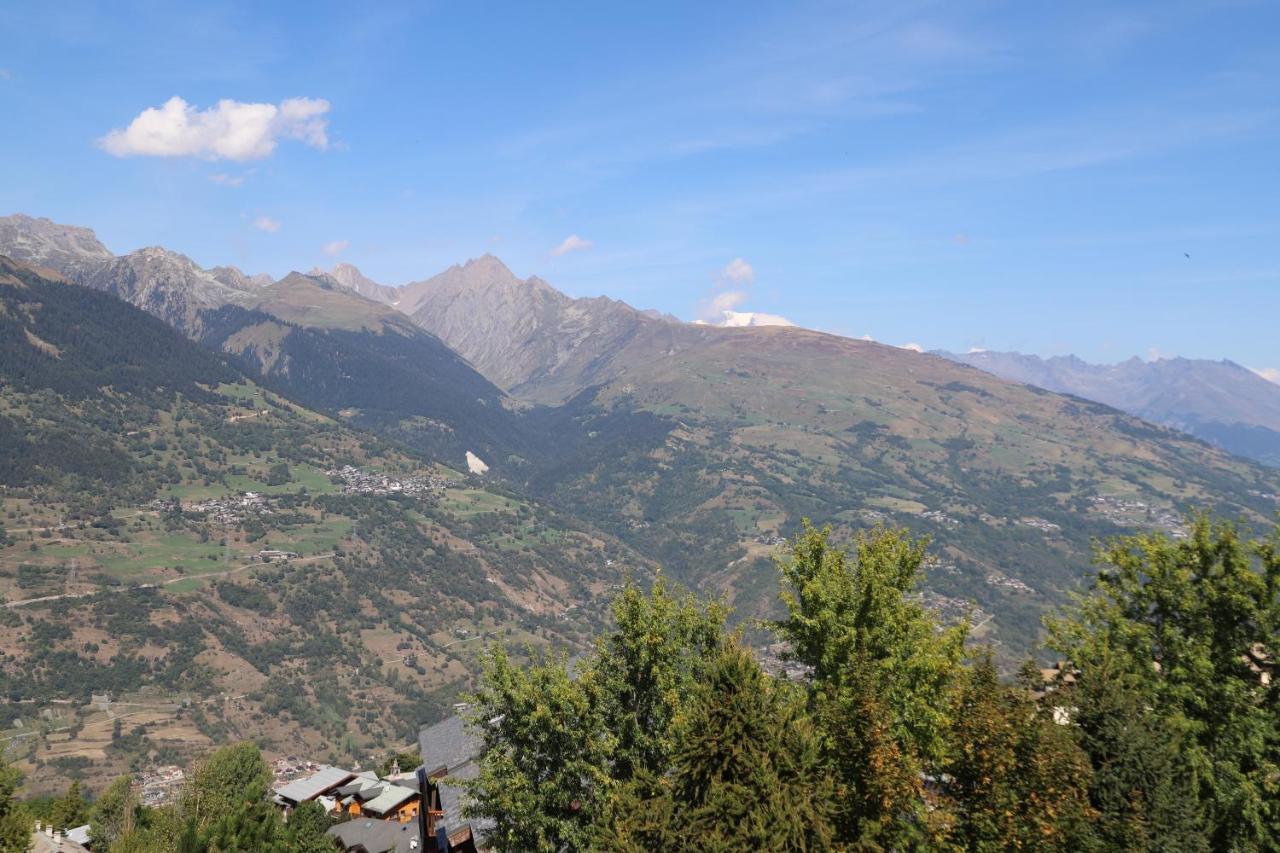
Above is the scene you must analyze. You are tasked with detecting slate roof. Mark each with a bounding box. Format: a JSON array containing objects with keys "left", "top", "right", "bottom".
[
  {"left": 418, "top": 715, "right": 482, "bottom": 773},
  {"left": 327, "top": 819, "right": 421, "bottom": 853}
]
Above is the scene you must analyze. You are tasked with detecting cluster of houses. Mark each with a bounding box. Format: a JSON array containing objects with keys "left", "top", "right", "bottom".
[
  {"left": 150, "top": 491, "right": 272, "bottom": 525},
  {"left": 326, "top": 465, "right": 449, "bottom": 498},
  {"left": 985, "top": 571, "right": 1035, "bottom": 594},
  {"left": 1087, "top": 495, "right": 1188, "bottom": 538},
  {"left": 256, "top": 713, "right": 491, "bottom": 853}
]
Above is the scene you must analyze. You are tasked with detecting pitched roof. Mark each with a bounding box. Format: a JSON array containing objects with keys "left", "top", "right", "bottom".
[
  {"left": 361, "top": 783, "right": 419, "bottom": 817},
  {"left": 274, "top": 765, "right": 355, "bottom": 804}
]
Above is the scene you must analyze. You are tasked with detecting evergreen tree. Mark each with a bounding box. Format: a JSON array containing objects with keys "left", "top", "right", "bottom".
[
  {"left": 1067, "top": 656, "right": 1207, "bottom": 852},
  {"left": 175, "top": 742, "right": 284, "bottom": 852},
  {"left": 0, "top": 751, "right": 28, "bottom": 853},
  {"left": 49, "top": 780, "right": 88, "bottom": 831},
  {"left": 283, "top": 800, "right": 332, "bottom": 853},
  {"left": 604, "top": 642, "right": 833, "bottom": 851},
  {"left": 945, "top": 651, "right": 1096, "bottom": 851},
  {"left": 89, "top": 775, "right": 139, "bottom": 850}
]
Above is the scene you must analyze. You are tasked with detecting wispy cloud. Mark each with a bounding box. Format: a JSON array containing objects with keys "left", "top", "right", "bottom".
[
  {"left": 0, "top": 69, "right": 11, "bottom": 81},
  {"left": 209, "top": 172, "right": 248, "bottom": 187},
  {"left": 1253, "top": 367, "right": 1280, "bottom": 385},
  {"left": 721, "top": 257, "right": 755, "bottom": 284},
  {"left": 551, "top": 234, "right": 593, "bottom": 256},
  {"left": 100, "top": 96, "right": 330, "bottom": 161},
  {"left": 253, "top": 216, "right": 281, "bottom": 233},
  {"left": 322, "top": 240, "right": 349, "bottom": 256}
]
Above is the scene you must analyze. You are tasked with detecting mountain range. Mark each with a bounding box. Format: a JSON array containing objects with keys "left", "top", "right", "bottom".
[
  {"left": 937, "top": 350, "right": 1280, "bottom": 467},
  {"left": 3, "top": 212, "right": 1280, "bottom": 667}
]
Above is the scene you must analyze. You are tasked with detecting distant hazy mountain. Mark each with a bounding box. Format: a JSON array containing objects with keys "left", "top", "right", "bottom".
[
  {"left": 209, "top": 265, "right": 274, "bottom": 291},
  {"left": 308, "top": 262, "right": 399, "bottom": 305},
  {"left": 936, "top": 350, "right": 1280, "bottom": 467}
]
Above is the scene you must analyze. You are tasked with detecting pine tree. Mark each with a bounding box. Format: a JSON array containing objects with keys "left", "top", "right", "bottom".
[
  {"left": 49, "top": 780, "right": 88, "bottom": 831},
  {"left": 604, "top": 642, "right": 833, "bottom": 851},
  {"left": 89, "top": 775, "right": 139, "bottom": 850},
  {"left": 945, "top": 652, "right": 1096, "bottom": 851},
  {"left": 283, "top": 800, "right": 332, "bottom": 853},
  {"left": 0, "top": 751, "right": 28, "bottom": 853}
]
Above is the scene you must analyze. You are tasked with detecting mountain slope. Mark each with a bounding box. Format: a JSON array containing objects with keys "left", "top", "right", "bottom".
[
  {"left": 0, "top": 256, "right": 639, "bottom": 794},
  {"left": 524, "top": 326, "right": 1280, "bottom": 656},
  {"left": 937, "top": 350, "right": 1280, "bottom": 467}
]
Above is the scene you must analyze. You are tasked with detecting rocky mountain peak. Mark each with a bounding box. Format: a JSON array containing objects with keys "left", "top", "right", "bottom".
[{"left": 0, "top": 213, "right": 113, "bottom": 280}]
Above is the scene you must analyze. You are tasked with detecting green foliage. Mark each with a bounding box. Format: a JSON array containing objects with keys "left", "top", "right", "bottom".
[
  {"left": 283, "top": 800, "right": 332, "bottom": 853},
  {"left": 773, "top": 521, "right": 967, "bottom": 760},
  {"left": 0, "top": 751, "right": 29, "bottom": 853},
  {"left": 604, "top": 642, "right": 833, "bottom": 852},
  {"left": 1049, "top": 516, "right": 1280, "bottom": 850},
  {"left": 175, "top": 742, "right": 284, "bottom": 852},
  {"left": 771, "top": 520, "right": 967, "bottom": 846},
  {"left": 90, "top": 775, "right": 140, "bottom": 850},
  {"left": 461, "top": 645, "right": 613, "bottom": 853},
  {"left": 591, "top": 575, "right": 726, "bottom": 782},
  {"left": 49, "top": 779, "right": 89, "bottom": 831}
]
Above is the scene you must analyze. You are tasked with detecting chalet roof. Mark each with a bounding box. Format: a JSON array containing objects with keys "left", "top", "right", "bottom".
[
  {"left": 274, "top": 765, "right": 354, "bottom": 804},
  {"left": 361, "top": 783, "right": 419, "bottom": 816}
]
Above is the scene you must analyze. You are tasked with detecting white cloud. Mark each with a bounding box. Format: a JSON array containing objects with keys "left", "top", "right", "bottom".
[
  {"left": 0, "top": 69, "right": 11, "bottom": 80},
  {"left": 1253, "top": 367, "right": 1280, "bottom": 385},
  {"left": 253, "top": 216, "right": 281, "bottom": 233},
  {"left": 551, "top": 234, "right": 593, "bottom": 256},
  {"left": 322, "top": 240, "right": 349, "bottom": 256},
  {"left": 717, "top": 310, "right": 796, "bottom": 328},
  {"left": 100, "top": 96, "right": 331, "bottom": 161},
  {"left": 721, "top": 257, "right": 755, "bottom": 284},
  {"left": 967, "top": 346, "right": 987, "bottom": 353},
  {"left": 209, "top": 172, "right": 247, "bottom": 187},
  {"left": 694, "top": 257, "right": 794, "bottom": 326},
  {"left": 899, "top": 342, "right": 925, "bottom": 352}
]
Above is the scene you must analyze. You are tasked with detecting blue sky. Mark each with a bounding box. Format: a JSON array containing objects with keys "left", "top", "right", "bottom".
[{"left": 1, "top": 1, "right": 1277, "bottom": 376}]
